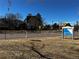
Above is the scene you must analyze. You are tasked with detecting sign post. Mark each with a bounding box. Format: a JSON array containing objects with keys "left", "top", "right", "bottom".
[{"left": 62, "top": 26, "right": 74, "bottom": 40}]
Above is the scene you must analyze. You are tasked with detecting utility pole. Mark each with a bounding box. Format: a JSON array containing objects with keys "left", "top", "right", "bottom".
[
  {"left": 8, "top": 0, "right": 12, "bottom": 13},
  {"left": 4, "top": 0, "right": 12, "bottom": 40},
  {"left": 5, "top": 16, "right": 6, "bottom": 40}
]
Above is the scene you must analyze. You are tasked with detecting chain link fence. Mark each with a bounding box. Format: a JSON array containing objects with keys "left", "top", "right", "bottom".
[{"left": 0, "top": 30, "right": 62, "bottom": 39}]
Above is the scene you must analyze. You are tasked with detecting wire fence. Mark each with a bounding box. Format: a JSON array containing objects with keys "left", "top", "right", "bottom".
[
  {"left": 0, "top": 30, "right": 79, "bottom": 40},
  {"left": 0, "top": 30, "right": 62, "bottom": 39},
  {"left": 0, "top": 30, "right": 26, "bottom": 39}
]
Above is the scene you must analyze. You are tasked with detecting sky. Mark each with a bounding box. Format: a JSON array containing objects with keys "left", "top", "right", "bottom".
[{"left": 0, "top": 0, "right": 79, "bottom": 25}]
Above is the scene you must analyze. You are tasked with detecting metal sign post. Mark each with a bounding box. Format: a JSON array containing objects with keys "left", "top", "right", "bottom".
[{"left": 62, "top": 26, "right": 74, "bottom": 40}]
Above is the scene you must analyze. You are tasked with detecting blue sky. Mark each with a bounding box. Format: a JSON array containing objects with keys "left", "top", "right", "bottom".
[{"left": 0, "top": 0, "right": 79, "bottom": 25}]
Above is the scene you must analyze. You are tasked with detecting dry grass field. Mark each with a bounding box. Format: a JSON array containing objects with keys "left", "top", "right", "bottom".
[{"left": 0, "top": 37, "right": 79, "bottom": 59}]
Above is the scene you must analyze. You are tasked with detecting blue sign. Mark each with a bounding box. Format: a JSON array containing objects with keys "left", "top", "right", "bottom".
[
  {"left": 62, "top": 27, "right": 74, "bottom": 39},
  {"left": 64, "top": 28, "right": 73, "bottom": 36}
]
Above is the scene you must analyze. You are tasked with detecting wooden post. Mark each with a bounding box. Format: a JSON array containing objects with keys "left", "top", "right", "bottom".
[
  {"left": 72, "top": 28, "right": 74, "bottom": 40},
  {"left": 62, "top": 28, "right": 64, "bottom": 40}
]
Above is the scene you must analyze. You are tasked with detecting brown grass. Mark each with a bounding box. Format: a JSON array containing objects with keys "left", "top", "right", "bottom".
[{"left": 0, "top": 37, "right": 79, "bottom": 59}]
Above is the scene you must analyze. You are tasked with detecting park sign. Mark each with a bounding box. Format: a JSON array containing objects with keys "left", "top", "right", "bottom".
[{"left": 62, "top": 26, "right": 74, "bottom": 40}]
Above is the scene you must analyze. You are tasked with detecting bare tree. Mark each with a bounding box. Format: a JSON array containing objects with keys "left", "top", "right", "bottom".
[{"left": 24, "top": 13, "right": 43, "bottom": 30}]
